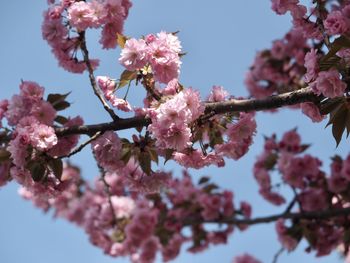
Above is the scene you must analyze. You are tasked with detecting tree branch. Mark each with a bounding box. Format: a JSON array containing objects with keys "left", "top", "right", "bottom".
[
  {"left": 55, "top": 87, "right": 319, "bottom": 137},
  {"left": 206, "top": 207, "right": 350, "bottom": 226},
  {"left": 79, "top": 32, "right": 119, "bottom": 122}
]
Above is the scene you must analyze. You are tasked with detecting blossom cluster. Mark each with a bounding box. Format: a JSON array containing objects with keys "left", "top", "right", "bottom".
[
  {"left": 254, "top": 129, "right": 350, "bottom": 256},
  {"left": 21, "top": 164, "right": 252, "bottom": 263},
  {"left": 0, "top": 81, "right": 82, "bottom": 200},
  {"left": 96, "top": 76, "right": 132, "bottom": 111},
  {"left": 42, "top": 0, "right": 132, "bottom": 73},
  {"left": 119, "top": 31, "right": 182, "bottom": 84}
]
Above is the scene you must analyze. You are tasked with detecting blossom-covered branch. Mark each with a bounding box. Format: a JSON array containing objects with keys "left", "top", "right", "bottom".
[
  {"left": 79, "top": 32, "right": 119, "bottom": 121},
  {"left": 56, "top": 87, "right": 318, "bottom": 137}
]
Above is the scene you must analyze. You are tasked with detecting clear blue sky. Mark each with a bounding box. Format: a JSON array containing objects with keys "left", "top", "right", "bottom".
[{"left": 0, "top": 1, "right": 348, "bottom": 263}]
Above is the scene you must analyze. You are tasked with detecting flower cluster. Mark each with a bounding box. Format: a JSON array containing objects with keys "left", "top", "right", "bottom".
[
  {"left": 0, "top": 81, "right": 82, "bottom": 201},
  {"left": 96, "top": 76, "right": 132, "bottom": 111},
  {"left": 21, "top": 166, "right": 251, "bottom": 263},
  {"left": 42, "top": 0, "right": 132, "bottom": 73},
  {"left": 254, "top": 129, "right": 350, "bottom": 256},
  {"left": 119, "top": 31, "right": 182, "bottom": 84},
  {"left": 148, "top": 88, "right": 204, "bottom": 151}
]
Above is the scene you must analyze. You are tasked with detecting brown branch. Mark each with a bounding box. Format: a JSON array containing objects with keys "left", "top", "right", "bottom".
[
  {"left": 79, "top": 32, "right": 119, "bottom": 122},
  {"left": 203, "top": 87, "right": 318, "bottom": 115},
  {"left": 57, "top": 131, "right": 103, "bottom": 159},
  {"left": 205, "top": 207, "right": 350, "bottom": 226},
  {"left": 56, "top": 87, "right": 319, "bottom": 137}
]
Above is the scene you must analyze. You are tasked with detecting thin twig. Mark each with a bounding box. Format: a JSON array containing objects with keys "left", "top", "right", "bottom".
[
  {"left": 57, "top": 131, "right": 103, "bottom": 159},
  {"left": 56, "top": 87, "right": 319, "bottom": 137},
  {"left": 272, "top": 247, "right": 285, "bottom": 263},
  {"left": 202, "top": 207, "right": 350, "bottom": 226},
  {"left": 79, "top": 32, "right": 119, "bottom": 121},
  {"left": 101, "top": 171, "right": 118, "bottom": 225}
]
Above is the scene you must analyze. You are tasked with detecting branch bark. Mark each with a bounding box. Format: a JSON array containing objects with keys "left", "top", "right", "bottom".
[
  {"left": 55, "top": 87, "right": 319, "bottom": 137},
  {"left": 79, "top": 32, "right": 119, "bottom": 122},
  {"left": 206, "top": 207, "right": 350, "bottom": 226}
]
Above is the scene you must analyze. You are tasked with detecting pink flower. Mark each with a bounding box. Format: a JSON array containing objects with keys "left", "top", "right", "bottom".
[
  {"left": 97, "top": 76, "right": 132, "bottom": 112},
  {"left": 304, "top": 49, "right": 318, "bottom": 83},
  {"left": 148, "top": 89, "right": 203, "bottom": 151},
  {"left": 298, "top": 188, "right": 329, "bottom": 212},
  {"left": 300, "top": 102, "right": 324, "bottom": 123},
  {"left": 31, "top": 101, "right": 57, "bottom": 125},
  {"left": 207, "top": 85, "right": 229, "bottom": 102},
  {"left": 91, "top": 131, "right": 123, "bottom": 172},
  {"left": 311, "top": 69, "right": 346, "bottom": 98},
  {"left": 119, "top": 38, "right": 149, "bottom": 71},
  {"left": 232, "top": 254, "right": 262, "bottom": 263},
  {"left": 324, "top": 11, "right": 349, "bottom": 35},
  {"left": 0, "top": 100, "right": 8, "bottom": 127},
  {"left": 20, "top": 81, "right": 44, "bottom": 101},
  {"left": 67, "top": 1, "right": 100, "bottom": 31},
  {"left": 30, "top": 123, "right": 58, "bottom": 151},
  {"left": 173, "top": 150, "right": 225, "bottom": 169},
  {"left": 275, "top": 219, "right": 299, "bottom": 251},
  {"left": 271, "top": 0, "right": 299, "bottom": 15},
  {"left": 48, "top": 116, "right": 84, "bottom": 157},
  {"left": 279, "top": 129, "right": 301, "bottom": 152}
]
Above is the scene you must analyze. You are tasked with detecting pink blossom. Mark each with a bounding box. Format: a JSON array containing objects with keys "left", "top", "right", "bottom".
[
  {"left": 48, "top": 116, "right": 84, "bottom": 157},
  {"left": 5, "top": 95, "right": 31, "bottom": 126},
  {"left": 279, "top": 129, "right": 301, "bottom": 152},
  {"left": 232, "top": 254, "right": 262, "bottom": 263},
  {"left": 30, "top": 123, "right": 58, "bottom": 151},
  {"left": 91, "top": 131, "right": 123, "bottom": 172},
  {"left": 148, "top": 89, "right": 203, "bottom": 151},
  {"left": 110, "top": 196, "right": 135, "bottom": 218},
  {"left": 304, "top": 49, "right": 318, "bottom": 83},
  {"left": 173, "top": 150, "right": 225, "bottom": 169},
  {"left": 97, "top": 76, "right": 132, "bottom": 112},
  {"left": 0, "top": 99, "right": 8, "bottom": 127},
  {"left": 341, "top": 155, "right": 350, "bottom": 181},
  {"left": 324, "top": 11, "right": 349, "bottom": 35},
  {"left": 119, "top": 38, "right": 149, "bottom": 71},
  {"left": 31, "top": 101, "right": 57, "bottom": 125},
  {"left": 275, "top": 219, "right": 299, "bottom": 251},
  {"left": 207, "top": 85, "right": 229, "bottom": 102},
  {"left": 100, "top": 21, "right": 124, "bottom": 49},
  {"left": 161, "top": 234, "right": 184, "bottom": 262},
  {"left": 301, "top": 102, "right": 324, "bottom": 123},
  {"left": 20, "top": 81, "right": 44, "bottom": 101},
  {"left": 67, "top": 1, "right": 100, "bottom": 31},
  {"left": 298, "top": 188, "right": 329, "bottom": 212},
  {"left": 311, "top": 69, "right": 346, "bottom": 98}
]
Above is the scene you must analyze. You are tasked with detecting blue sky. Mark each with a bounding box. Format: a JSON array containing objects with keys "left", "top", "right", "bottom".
[{"left": 0, "top": 1, "right": 348, "bottom": 263}]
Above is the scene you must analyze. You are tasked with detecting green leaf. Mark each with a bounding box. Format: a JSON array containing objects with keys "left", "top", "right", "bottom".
[
  {"left": 326, "top": 104, "right": 348, "bottom": 146},
  {"left": 120, "top": 147, "right": 132, "bottom": 164},
  {"left": 321, "top": 36, "right": 350, "bottom": 63},
  {"left": 118, "top": 70, "right": 137, "bottom": 89},
  {"left": 319, "top": 55, "right": 341, "bottom": 71},
  {"left": 0, "top": 149, "right": 10, "bottom": 162},
  {"left": 139, "top": 152, "right": 152, "bottom": 176},
  {"left": 198, "top": 176, "right": 210, "bottom": 185},
  {"left": 54, "top": 115, "right": 69, "bottom": 125},
  {"left": 147, "top": 148, "right": 159, "bottom": 164},
  {"left": 48, "top": 158, "right": 63, "bottom": 180},
  {"left": 47, "top": 92, "right": 71, "bottom": 111},
  {"left": 28, "top": 162, "right": 47, "bottom": 182},
  {"left": 117, "top": 33, "right": 128, "bottom": 49},
  {"left": 53, "top": 101, "right": 70, "bottom": 111},
  {"left": 264, "top": 153, "right": 278, "bottom": 170},
  {"left": 320, "top": 97, "right": 345, "bottom": 115},
  {"left": 203, "top": 183, "right": 219, "bottom": 193},
  {"left": 164, "top": 149, "right": 174, "bottom": 164}
]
